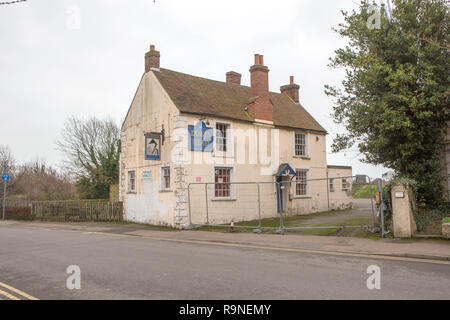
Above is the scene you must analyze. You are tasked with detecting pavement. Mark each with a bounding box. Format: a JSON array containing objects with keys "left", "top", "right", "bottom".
[{"left": 0, "top": 220, "right": 449, "bottom": 300}]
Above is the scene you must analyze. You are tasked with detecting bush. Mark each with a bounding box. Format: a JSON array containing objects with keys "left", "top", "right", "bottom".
[{"left": 5, "top": 207, "right": 34, "bottom": 221}]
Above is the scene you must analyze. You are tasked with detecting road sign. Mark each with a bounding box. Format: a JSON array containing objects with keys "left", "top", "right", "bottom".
[{"left": 2, "top": 173, "right": 8, "bottom": 220}]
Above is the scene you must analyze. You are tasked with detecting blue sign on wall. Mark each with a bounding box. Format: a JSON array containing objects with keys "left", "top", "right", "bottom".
[{"left": 188, "top": 121, "right": 213, "bottom": 152}]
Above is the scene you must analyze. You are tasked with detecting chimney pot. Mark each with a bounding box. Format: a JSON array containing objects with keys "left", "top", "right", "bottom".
[
  {"left": 145, "top": 44, "right": 160, "bottom": 72},
  {"left": 249, "top": 53, "right": 272, "bottom": 122},
  {"left": 280, "top": 76, "right": 300, "bottom": 103},
  {"left": 226, "top": 71, "right": 242, "bottom": 85}
]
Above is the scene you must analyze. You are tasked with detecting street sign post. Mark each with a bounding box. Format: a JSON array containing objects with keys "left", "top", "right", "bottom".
[{"left": 2, "top": 173, "right": 10, "bottom": 220}]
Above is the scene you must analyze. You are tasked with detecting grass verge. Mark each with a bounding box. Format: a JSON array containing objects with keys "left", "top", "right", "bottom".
[{"left": 194, "top": 208, "right": 379, "bottom": 238}]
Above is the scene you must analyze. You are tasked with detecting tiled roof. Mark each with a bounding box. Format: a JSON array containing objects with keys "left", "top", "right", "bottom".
[{"left": 153, "top": 68, "right": 327, "bottom": 133}]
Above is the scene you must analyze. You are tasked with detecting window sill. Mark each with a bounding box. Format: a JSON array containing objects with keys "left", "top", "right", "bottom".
[
  {"left": 293, "top": 155, "right": 311, "bottom": 160},
  {"left": 211, "top": 197, "right": 237, "bottom": 202},
  {"left": 292, "top": 195, "right": 312, "bottom": 199},
  {"left": 127, "top": 191, "right": 137, "bottom": 194},
  {"left": 159, "top": 189, "right": 173, "bottom": 193},
  {"left": 213, "top": 152, "right": 234, "bottom": 158}
]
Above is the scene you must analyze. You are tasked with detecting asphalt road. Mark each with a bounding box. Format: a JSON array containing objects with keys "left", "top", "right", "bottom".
[{"left": 0, "top": 223, "right": 449, "bottom": 300}]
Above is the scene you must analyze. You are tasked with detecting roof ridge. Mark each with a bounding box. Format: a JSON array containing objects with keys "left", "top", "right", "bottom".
[
  {"left": 153, "top": 68, "right": 327, "bottom": 133},
  {"left": 160, "top": 67, "right": 292, "bottom": 96}
]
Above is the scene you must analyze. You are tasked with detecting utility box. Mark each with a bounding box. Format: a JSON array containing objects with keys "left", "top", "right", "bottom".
[{"left": 391, "top": 184, "right": 417, "bottom": 238}]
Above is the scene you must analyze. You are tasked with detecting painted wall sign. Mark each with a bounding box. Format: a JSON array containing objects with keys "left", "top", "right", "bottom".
[
  {"left": 188, "top": 121, "right": 213, "bottom": 152},
  {"left": 142, "top": 170, "right": 152, "bottom": 182},
  {"left": 394, "top": 191, "right": 405, "bottom": 198},
  {"left": 196, "top": 177, "right": 202, "bottom": 182},
  {"left": 145, "top": 133, "right": 161, "bottom": 160}
]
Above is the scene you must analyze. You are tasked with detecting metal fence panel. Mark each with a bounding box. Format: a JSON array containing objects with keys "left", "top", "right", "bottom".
[
  {"left": 188, "top": 182, "right": 278, "bottom": 226},
  {"left": 188, "top": 175, "right": 380, "bottom": 234}
]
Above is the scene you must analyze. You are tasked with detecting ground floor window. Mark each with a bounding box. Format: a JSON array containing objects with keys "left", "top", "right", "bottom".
[
  {"left": 127, "top": 170, "right": 136, "bottom": 193},
  {"left": 295, "top": 169, "right": 309, "bottom": 196},
  {"left": 214, "top": 167, "right": 232, "bottom": 198},
  {"left": 161, "top": 166, "right": 171, "bottom": 190},
  {"left": 342, "top": 178, "right": 349, "bottom": 191},
  {"left": 329, "top": 178, "right": 334, "bottom": 192}
]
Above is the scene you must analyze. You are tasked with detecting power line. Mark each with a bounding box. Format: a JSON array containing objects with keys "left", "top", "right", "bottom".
[{"left": 0, "top": 0, "right": 27, "bottom": 5}]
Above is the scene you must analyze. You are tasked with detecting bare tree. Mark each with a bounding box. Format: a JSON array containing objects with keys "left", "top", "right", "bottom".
[
  {"left": 0, "top": 144, "right": 15, "bottom": 174},
  {"left": 56, "top": 116, "right": 120, "bottom": 199},
  {"left": 0, "top": 145, "right": 16, "bottom": 200},
  {"left": 15, "top": 158, "right": 76, "bottom": 201}
]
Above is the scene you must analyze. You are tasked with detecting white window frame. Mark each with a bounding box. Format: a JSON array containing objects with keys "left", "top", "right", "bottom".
[
  {"left": 293, "top": 131, "right": 310, "bottom": 158},
  {"left": 293, "top": 167, "right": 311, "bottom": 198},
  {"left": 127, "top": 169, "right": 137, "bottom": 194},
  {"left": 211, "top": 164, "right": 236, "bottom": 201},
  {"left": 160, "top": 165, "right": 172, "bottom": 192},
  {"left": 213, "top": 120, "right": 234, "bottom": 158},
  {"left": 342, "top": 178, "right": 349, "bottom": 191}
]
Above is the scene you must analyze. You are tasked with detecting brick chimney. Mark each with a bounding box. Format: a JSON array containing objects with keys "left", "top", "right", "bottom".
[
  {"left": 145, "top": 44, "right": 160, "bottom": 72},
  {"left": 226, "top": 71, "right": 241, "bottom": 85},
  {"left": 248, "top": 54, "right": 273, "bottom": 122},
  {"left": 280, "top": 76, "right": 300, "bottom": 103}
]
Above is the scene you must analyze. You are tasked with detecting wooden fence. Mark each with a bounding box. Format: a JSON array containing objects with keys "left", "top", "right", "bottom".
[{"left": 4, "top": 199, "right": 123, "bottom": 222}]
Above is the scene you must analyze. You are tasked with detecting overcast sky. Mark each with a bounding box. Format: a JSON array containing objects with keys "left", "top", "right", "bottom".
[{"left": 0, "top": 0, "right": 388, "bottom": 178}]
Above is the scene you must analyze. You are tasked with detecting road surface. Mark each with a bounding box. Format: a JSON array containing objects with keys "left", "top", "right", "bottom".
[{"left": 0, "top": 222, "right": 449, "bottom": 300}]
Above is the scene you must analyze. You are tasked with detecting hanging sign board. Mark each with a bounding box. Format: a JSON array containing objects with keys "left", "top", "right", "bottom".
[{"left": 145, "top": 133, "right": 161, "bottom": 160}]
